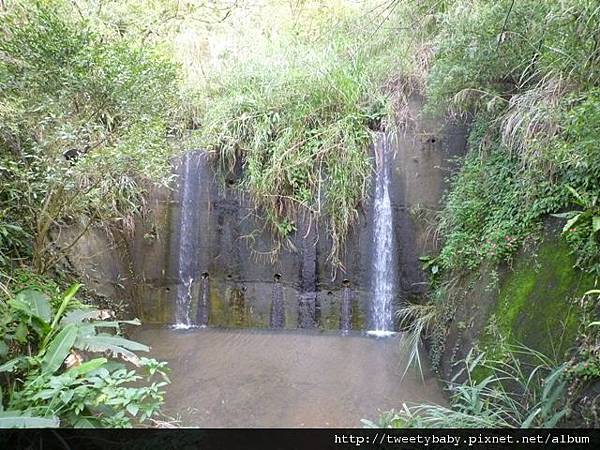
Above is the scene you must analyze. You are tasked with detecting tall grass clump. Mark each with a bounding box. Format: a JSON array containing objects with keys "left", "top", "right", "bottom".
[
  {"left": 364, "top": 345, "right": 570, "bottom": 428},
  {"left": 197, "top": 9, "right": 408, "bottom": 264}
]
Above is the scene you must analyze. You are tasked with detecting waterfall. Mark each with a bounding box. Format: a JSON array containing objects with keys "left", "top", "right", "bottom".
[
  {"left": 174, "top": 151, "right": 200, "bottom": 329},
  {"left": 368, "top": 133, "right": 396, "bottom": 337}
]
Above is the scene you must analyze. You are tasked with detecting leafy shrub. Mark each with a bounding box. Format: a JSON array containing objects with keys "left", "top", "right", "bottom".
[
  {"left": 0, "top": 0, "right": 179, "bottom": 274},
  {"left": 437, "top": 115, "right": 565, "bottom": 271},
  {"left": 0, "top": 283, "right": 169, "bottom": 428}
]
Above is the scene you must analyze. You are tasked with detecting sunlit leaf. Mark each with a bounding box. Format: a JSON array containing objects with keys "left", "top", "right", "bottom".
[
  {"left": 41, "top": 324, "right": 78, "bottom": 374},
  {"left": 0, "top": 411, "right": 59, "bottom": 428}
]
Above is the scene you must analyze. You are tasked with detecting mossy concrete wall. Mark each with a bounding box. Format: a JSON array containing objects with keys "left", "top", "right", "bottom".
[
  {"left": 440, "top": 219, "right": 594, "bottom": 381},
  {"left": 133, "top": 96, "right": 467, "bottom": 330},
  {"left": 60, "top": 96, "right": 469, "bottom": 331}
]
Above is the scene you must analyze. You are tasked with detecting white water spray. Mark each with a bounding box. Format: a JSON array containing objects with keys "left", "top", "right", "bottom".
[
  {"left": 368, "top": 133, "right": 396, "bottom": 337},
  {"left": 174, "top": 152, "right": 198, "bottom": 328}
]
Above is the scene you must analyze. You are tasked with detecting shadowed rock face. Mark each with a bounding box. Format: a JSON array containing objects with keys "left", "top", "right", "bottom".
[{"left": 66, "top": 97, "right": 468, "bottom": 330}]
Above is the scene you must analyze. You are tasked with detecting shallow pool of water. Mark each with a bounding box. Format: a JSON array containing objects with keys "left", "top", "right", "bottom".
[{"left": 133, "top": 327, "right": 446, "bottom": 427}]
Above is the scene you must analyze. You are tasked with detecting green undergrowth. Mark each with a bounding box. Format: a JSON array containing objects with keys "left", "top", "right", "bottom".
[
  {"left": 365, "top": 345, "right": 570, "bottom": 428},
  {"left": 0, "top": 272, "right": 170, "bottom": 427},
  {"left": 388, "top": 0, "right": 600, "bottom": 427},
  {"left": 438, "top": 91, "right": 600, "bottom": 277},
  {"left": 0, "top": 0, "right": 180, "bottom": 275},
  {"left": 0, "top": 0, "right": 179, "bottom": 428}
]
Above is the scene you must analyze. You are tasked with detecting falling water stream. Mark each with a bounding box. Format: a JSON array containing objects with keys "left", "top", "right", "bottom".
[
  {"left": 369, "top": 133, "right": 396, "bottom": 337},
  {"left": 174, "top": 152, "right": 200, "bottom": 328}
]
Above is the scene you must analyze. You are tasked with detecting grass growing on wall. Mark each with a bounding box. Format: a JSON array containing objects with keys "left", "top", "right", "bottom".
[{"left": 195, "top": 6, "right": 414, "bottom": 263}]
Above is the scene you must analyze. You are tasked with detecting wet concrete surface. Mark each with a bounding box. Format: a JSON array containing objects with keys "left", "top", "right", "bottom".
[{"left": 133, "top": 327, "right": 446, "bottom": 427}]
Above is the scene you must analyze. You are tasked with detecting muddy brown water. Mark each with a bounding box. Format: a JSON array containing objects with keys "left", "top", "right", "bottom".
[{"left": 133, "top": 327, "right": 446, "bottom": 427}]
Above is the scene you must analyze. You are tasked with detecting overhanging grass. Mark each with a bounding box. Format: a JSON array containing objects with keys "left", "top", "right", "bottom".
[{"left": 197, "top": 21, "right": 404, "bottom": 264}]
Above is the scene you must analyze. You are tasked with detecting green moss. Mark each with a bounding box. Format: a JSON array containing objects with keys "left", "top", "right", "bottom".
[
  {"left": 208, "top": 286, "right": 270, "bottom": 328},
  {"left": 481, "top": 236, "right": 593, "bottom": 361},
  {"left": 208, "top": 288, "right": 225, "bottom": 326},
  {"left": 228, "top": 288, "right": 249, "bottom": 327},
  {"left": 351, "top": 296, "right": 365, "bottom": 330},
  {"left": 138, "top": 285, "right": 171, "bottom": 324}
]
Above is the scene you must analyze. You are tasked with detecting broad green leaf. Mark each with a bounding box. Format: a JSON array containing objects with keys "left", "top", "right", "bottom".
[
  {"left": 63, "top": 283, "right": 83, "bottom": 304},
  {"left": 0, "top": 411, "right": 59, "bottom": 428},
  {"left": 0, "top": 341, "right": 8, "bottom": 358},
  {"left": 592, "top": 215, "right": 600, "bottom": 234},
  {"left": 566, "top": 185, "right": 586, "bottom": 207},
  {"left": 59, "top": 390, "right": 74, "bottom": 404},
  {"left": 91, "top": 319, "right": 141, "bottom": 329},
  {"left": 8, "top": 298, "right": 50, "bottom": 338},
  {"left": 126, "top": 404, "right": 139, "bottom": 416},
  {"left": 0, "top": 356, "right": 30, "bottom": 373},
  {"left": 551, "top": 212, "right": 576, "bottom": 219},
  {"left": 15, "top": 322, "right": 28, "bottom": 343},
  {"left": 49, "top": 283, "right": 83, "bottom": 332},
  {"left": 67, "top": 357, "right": 107, "bottom": 375},
  {"left": 41, "top": 324, "right": 78, "bottom": 374},
  {"left": 14, "top": 290, "right": 52, "bottom": 323},
  {"left": 75, "top": 335, "right": 149, "bottom": 366},
  {"left": 79, "top": 334, "right": 149, "bottom": 352},
  {"left": 60, "top": 308, "right": 103, "bottom": 326},
  {"left": 561, "top": 214, "right": 583, "bottom": 234},
  {"left": 74, "top": 417, "right": 101, "bottom": 428}
]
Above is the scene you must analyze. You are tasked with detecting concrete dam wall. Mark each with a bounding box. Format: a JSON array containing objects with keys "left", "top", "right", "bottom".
[{"left": 64, "top": 97, "right": 469, "bottom": 331}]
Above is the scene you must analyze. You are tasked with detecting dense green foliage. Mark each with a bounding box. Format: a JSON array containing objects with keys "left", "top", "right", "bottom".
[
  {"left": 0, "top": 0, "right": 179, "bottom": 428},
  {"left": 0, "top": 280, "right": 169, "bottom": 427},
  {"left": 365, "top": 346, "right": 569, "bottom": 428},
  {"left": 0, "top": 0, "right": 179, "bottom": 274},
  {"left": 414, "top": 0, "right": 600, "bottom": 276},
  {"left": 379, "top": 0, "right": 600, "bottom": 427}
]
